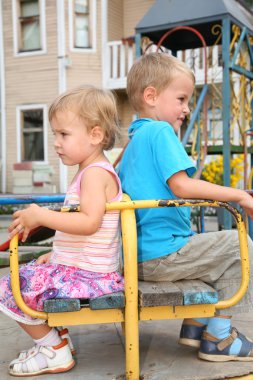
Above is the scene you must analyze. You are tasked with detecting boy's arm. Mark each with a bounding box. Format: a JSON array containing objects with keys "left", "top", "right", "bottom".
[{"left": 168, "top": 170, "right": 253, "bottom": 220}]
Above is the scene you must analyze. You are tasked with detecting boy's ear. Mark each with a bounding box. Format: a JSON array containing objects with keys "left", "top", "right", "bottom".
[
  {"left": 90, "top": 126, "right": 104, "bottom": 145},
  {"left": 143, "top": 86, "right": 158, "bottom": 106}
]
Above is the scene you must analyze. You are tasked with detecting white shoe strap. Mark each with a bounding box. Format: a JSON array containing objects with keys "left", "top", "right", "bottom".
[{"left": 39, "top": 345, "right": 56, "bottom": 360}]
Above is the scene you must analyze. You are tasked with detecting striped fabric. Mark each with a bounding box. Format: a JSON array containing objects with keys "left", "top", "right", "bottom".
[{"left": 51, "top": 162, "right": 122, "bottom": 273}]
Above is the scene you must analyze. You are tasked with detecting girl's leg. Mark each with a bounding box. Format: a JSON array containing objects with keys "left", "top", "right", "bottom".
[
  {"left": 9, "top": 322, "right": 75, "bottom": 377},
  {"left": 17, "top": 323, "right": 76, "bottom": 359},
  {"left": 18, "top": 322, "right": 53, "bottom": 339}
]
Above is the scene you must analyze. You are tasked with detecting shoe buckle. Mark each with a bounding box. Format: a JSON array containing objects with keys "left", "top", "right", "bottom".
[{"left": 217, "top": 328, "right": 238, "bottom": 351}]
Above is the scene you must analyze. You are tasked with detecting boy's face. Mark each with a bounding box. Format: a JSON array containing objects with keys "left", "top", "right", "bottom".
[{"left": 143, "top": 73, "right": 194, "bottom": 133}]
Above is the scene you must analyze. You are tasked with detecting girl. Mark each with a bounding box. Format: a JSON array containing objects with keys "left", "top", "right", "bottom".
[{"left": 0, "top": 85, "right": 124, "bottom": 376}]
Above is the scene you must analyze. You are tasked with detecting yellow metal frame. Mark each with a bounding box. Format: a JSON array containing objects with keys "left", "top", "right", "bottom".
[{"left": 9, "top": 196, "right": 250, "bottom": 380}]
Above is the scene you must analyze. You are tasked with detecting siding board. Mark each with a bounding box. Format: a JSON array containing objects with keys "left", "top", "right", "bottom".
[{"left": 2, "top": 0, "right": 154, "bottom": 192}]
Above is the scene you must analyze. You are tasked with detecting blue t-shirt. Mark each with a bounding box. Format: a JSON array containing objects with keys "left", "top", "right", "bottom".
[{"left": 119, "top": 118, "right": 196, "bottom": 262}]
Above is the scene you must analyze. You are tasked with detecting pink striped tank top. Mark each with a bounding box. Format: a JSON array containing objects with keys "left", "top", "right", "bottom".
[{"left": 51, "top": 162, "right": 122, "bottom": 273}]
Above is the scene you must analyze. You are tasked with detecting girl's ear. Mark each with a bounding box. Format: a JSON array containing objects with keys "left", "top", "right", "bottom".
[
  {"left": 143, "top": 86, "right": 158, "bottom": 106},
  {"left": 90, "top": 126, "right": 104, "bottom": 145}
]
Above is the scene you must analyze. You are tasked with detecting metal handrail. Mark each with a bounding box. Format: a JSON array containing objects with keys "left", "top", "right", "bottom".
[{"left": 8, "top": 198, "right": 250, "bottom": 317}]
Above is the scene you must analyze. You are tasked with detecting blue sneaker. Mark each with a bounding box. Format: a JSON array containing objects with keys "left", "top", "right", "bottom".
[
  {"left": 199, "top": 327, "right": 253, "bottom": 362},
  {"left": 179, "top": 322, "right": 206, "bottom": 348}
]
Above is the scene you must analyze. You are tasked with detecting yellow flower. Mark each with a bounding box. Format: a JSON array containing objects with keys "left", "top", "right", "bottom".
[{"left": 201, "top": 155, "right": 243, "bottom": 188}]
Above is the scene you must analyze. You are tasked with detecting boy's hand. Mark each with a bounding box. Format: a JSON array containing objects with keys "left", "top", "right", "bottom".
[
  {"left": 239, "top": 196, "right": 253, "bottom": 221},
  {"left": 36, "top": 252, "right": 52, "bottom": 265},
  {"left": 8, "top": 204, "right": 42, "bottom": 242}
]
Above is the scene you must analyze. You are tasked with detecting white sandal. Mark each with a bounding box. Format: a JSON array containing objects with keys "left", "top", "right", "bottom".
[
  {"left": 9, "top": 338, "right": 75, "bottom": 377},
  {"left": 16, "top": 327, "right": 76, "bottom": 360},
  {"left": 58, "top": 327, "right": 76, "bottom": 355},
  {"left": 14, "top": 345, "right": 36, "bottom": 362}
]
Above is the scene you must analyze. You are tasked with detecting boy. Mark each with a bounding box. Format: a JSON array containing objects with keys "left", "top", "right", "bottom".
[{"left": 119, "top": 52, "right": 253, "bottom": 361}]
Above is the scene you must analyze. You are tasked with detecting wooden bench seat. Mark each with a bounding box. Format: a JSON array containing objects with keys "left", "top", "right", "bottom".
[
  {"left": 138, "top": 279, "right": 218, "bottom": 306},
  {"left": 44, "top": 291, "right": 125, "bottom": 312},
  {"left": 43, "top": 279, "right": 218, "bottom": 312}
]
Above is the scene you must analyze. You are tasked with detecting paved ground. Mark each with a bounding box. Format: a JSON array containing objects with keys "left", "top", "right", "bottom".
[
  {"left": 1, "top": 215, "right": 253, "bottom": 379},
  {"left": 1, "top": 304, "right": 253, "bottom": 380}
]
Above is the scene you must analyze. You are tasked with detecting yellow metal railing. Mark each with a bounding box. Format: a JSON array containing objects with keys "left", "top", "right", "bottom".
[
  {"left": 108, "top": 198, "right": 250, "bottom": 311},
  {"left": 9, "top": 197, "right": 250, "bottom": 380},
  {"left": 10, "top": 234, "right": 48, "bottom": 320}
]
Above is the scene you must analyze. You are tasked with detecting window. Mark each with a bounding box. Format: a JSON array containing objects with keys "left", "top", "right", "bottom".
[
  {"left": 19, "top": 0, "right": 40, "bottom": 51},
  {"left": 69, "top": 0, "right": 96, "bottom": 52},
  {"left": 13, "top": 0, "right": 46, "bottom": 55},
  {"left": 75, "top": 0, "right": 90, "bottom": 48},
  {"left": 17, "top": 105, "right": 48, "bottom": 162}
]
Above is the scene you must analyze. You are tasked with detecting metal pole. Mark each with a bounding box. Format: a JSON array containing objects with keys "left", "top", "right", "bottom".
[{"left": 222, "top": 17, "right": 232, "bottom": 229}]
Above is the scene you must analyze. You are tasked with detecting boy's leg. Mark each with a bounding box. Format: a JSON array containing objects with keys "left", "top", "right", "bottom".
[
  {"left": 138, "top": 230, "right": 253, "bottom": 359},
  {"left": 139, "top": 230, "right": 253, "bottom": 314},
  {"left": 178, "top": 318, "right": 208, "bottom": 348},
  {"left": 9, "top": 323, "right": 75, "bottom": 376},
  {"left": 179, "top": 231, "right": 253, "bottom": 359},
  {"left": 199, "top": 315, "right": 253, "bottom": 361}
]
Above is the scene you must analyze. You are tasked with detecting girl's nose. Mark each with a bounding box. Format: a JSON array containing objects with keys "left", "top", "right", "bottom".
[{"left": 54, "top": 138, "right": 60, "bottom": 148}]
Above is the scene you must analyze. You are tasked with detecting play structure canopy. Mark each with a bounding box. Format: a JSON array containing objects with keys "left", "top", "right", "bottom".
[{"left": 136, "top": 0, "right": 253, "bottom": 49}]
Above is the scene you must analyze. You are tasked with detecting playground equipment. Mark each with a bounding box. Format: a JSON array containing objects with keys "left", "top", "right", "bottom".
[
  {"left": 3, "top": 194, "right": 252, "bottom": 380},
  {"left": 0, "top": 194, "right": 64, "bottom": 251}
]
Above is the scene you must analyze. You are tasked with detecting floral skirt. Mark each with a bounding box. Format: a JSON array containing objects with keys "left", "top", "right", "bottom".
[{"left": 0, "top": 260, "right": 124, "bottom": 325}]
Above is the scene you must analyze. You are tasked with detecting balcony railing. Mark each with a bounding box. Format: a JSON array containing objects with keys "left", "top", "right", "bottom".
[{"left": 104, "top": 40, "right": 223, "bottom": 90}]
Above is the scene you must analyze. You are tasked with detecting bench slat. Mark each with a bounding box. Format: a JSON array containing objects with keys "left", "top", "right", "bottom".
[
  {"left": 89, "top": 292, "right": 125, "bottom": 310},
  {"left": 43, "top": 292, "right": 125, "bottom": 312},
  {"left": 138, "top": 281, "right": 183, "bottom": 307},
  {"left": 174, "top": 280, "right": 218, "bottom": 305},
  {"left": 44, "top": 298, "right": 80, "bottom": 313}
]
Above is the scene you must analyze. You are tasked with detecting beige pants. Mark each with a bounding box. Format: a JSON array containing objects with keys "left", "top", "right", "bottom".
[{"left": 138, "top": 230, "right": 253, "bottom": 315}]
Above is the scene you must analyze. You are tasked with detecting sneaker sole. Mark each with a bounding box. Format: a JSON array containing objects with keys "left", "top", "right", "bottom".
[
  {"left": 199, "top": 352, "right": 253, "bottom": 362},
  {"left": 9, "top": 359, "right": 75, "bottom": 377},
  {"left": 178, "top": 338, "right": 200, "bottom": 348}
]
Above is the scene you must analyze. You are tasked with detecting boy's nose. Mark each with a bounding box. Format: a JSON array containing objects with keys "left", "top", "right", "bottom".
[{"left": 184, "top": 105, "right": 191, "bottom": 114}]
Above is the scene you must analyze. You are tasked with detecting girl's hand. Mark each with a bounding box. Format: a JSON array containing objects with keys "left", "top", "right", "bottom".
[
  {"left": 8, "top": 204, "right": 43, "bottom": 242},
  {"left": 36, "top": 252, "right": 52, "bottom": 265}
]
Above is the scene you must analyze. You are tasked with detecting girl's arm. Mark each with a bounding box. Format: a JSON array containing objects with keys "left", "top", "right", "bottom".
[
  {"left": 36, "top": 252, "right": 52, "bottom": 265},
  {"left": 168, "top": 170, "right": 253, "bottom": 220},
  {"left": 9, "top": 167, "right": 113, "bottom": 241}
]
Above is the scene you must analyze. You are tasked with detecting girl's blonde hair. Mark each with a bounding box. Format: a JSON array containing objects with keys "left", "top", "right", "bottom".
[
  {"left": 127, "top": 53, "right": 195, "bottom": 112},
  {"left": 49, "top": 85, "right": 119, "bottom": 150}
]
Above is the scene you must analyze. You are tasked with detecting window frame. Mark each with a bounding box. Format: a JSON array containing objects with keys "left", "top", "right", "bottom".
[
  {"left": 68, "top": 0, "right": 97, "bottom": 53},
  {"left": 12, "top": 0, "right": 47, "bottom": 57},
  {"left": 16, "top": 104, "right": 48, "bottom": 163}
]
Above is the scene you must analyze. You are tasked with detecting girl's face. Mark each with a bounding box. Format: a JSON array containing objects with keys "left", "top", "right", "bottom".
[
  {"left": 51, "top": 110, "right": 98, "bottom": 168},
  {"left": 148, "top": 73, "right": 194, "bottom": 133}
]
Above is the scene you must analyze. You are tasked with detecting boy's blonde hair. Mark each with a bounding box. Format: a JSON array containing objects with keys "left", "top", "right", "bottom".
[
  {"left": 49, "top": 85, "right": 119, "bottom": 150},
  {"left": 127, "top": 53, "right": 195, "bottom": 112}
]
